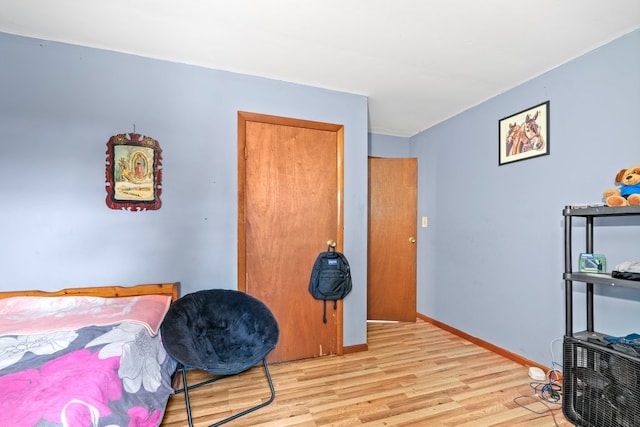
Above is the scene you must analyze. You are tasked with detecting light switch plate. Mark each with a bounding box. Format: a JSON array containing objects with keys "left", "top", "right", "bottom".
[{"left": 421, "top": 216, "right": 428, "bottom": 228}]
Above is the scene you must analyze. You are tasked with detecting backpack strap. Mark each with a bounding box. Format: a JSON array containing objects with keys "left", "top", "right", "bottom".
[{"left": 321, "top": 300, "right": 339, "bottom": 324}]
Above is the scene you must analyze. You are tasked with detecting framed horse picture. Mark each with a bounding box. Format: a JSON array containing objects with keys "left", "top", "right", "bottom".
[{"left": 498, "top": 101, "right": 549, "bottom": 166}]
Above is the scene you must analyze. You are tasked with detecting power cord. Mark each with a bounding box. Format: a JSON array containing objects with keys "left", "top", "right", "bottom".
[
  {"left": 550, "top": 337, "right": 563, "bottom": 373},
  {"left": 513, "top": 394, "right": 562, "bottom": 427},
  {"left": 514, "top": 376, "right": 563, "bottom": 426},
  {"left": 530, "top": 379, "right": 562, "bottom": 404},
  {"left": 513, "top": 337, "right": 565, "bottom": 426}
]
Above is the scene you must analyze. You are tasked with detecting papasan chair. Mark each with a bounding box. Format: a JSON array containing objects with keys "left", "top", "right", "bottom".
[{"left": 160, "top": 289, "right": 280, "bottom": 427}]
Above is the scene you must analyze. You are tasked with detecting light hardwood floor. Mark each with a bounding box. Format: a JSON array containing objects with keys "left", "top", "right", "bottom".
[{"left": 160, "top": 320, "right": 570, "bottom": 426}]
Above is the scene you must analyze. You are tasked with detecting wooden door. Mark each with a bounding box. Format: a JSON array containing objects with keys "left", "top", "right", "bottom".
[
  {"left": 368, "top": 157, "right": 417, "bottom": 322},
  {"left": 238, "top": 112, "right": 344, "bottom": 363}
]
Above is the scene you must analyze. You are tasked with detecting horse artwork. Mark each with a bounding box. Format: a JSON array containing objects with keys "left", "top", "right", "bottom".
[
  {"left": 499, "top": 101, "right": 549, "bottom": 165},
  {"left": 506, "top": 112, "right": 545, "bottom": 156}
]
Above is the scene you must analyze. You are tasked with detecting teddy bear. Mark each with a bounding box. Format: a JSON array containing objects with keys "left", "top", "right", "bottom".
[{"left": 602, "top": 165, "right": 640, "bottom": 206}]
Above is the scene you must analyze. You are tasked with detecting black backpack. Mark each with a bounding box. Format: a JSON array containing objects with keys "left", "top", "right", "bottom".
[{"left": 308, "top": 248, "right": 352, "bottom": 323}]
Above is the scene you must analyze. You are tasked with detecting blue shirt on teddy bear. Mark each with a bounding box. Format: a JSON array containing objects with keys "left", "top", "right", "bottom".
[{"left": 621, "top": 183, "right": 640, "bottom": 197}]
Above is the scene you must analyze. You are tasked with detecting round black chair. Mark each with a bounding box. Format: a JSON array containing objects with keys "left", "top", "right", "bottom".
[{"left": 161, "top": 289, "right": 279, "bottom": 427}]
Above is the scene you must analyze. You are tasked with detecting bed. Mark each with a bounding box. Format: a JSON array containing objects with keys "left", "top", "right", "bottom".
[{"left": 0, "top": 282, "right": 180, "bottom": 427}]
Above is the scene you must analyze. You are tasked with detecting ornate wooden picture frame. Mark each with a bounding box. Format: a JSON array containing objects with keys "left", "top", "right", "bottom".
[{"left": 105, "top": 133, "right": 162, "bottom": 211}]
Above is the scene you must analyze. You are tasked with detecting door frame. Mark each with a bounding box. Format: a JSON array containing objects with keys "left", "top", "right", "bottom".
[{"left": 237, "top": 111, "right": 346, "bottom": 356}]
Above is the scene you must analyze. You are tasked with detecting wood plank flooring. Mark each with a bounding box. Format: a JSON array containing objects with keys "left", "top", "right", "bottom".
[{"left": 160, "top": 320, "right": 570, "bottom": 426}]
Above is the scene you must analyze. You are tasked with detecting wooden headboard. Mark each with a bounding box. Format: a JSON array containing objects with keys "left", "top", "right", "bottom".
[{"left": 0, "top": 282, "right": 181, "bottom": 302}]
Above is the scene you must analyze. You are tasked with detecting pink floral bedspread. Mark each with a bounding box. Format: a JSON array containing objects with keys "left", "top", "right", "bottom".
[
  {"left": 0, "top": 294, "right": 172, "bottom": 336},
  {"left": 0, "top": 296, "right": 177, "bottom": 427}
]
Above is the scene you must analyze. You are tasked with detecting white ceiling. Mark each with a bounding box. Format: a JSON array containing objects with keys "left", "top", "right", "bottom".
[{"left": 1, "top": 0, "right": 639, "bottom": 136}]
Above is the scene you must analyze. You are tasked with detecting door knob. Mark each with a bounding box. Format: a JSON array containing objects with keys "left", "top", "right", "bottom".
[
  {"left": 327, "top": 240, "right": 337, "bottom": 248},
  {"left": 409, "top": 237, "right": 416, "bottom": 244}
]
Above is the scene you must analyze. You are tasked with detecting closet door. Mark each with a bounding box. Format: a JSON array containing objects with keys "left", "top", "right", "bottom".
[{"left": 368, "top": 157, "right": 417, "bottom": 322}]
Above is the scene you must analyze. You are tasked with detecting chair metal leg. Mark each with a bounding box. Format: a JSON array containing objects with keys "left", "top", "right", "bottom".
[
  {"left": 180, "top": 364, "right": 194, "bottom": 427},
  {"left": 173, "top": 359, "right": 276, "bottom": 427},
  {"left": 209, "top": 358, "right": 276, "bottom": 427}
]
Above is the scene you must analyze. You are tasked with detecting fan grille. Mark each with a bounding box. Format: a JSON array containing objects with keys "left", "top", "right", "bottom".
[{"left": 563, "top": 336, "right": 640, "bottom": 427}]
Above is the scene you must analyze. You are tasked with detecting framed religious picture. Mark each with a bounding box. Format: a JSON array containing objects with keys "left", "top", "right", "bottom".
[
  {"left": 105, "top": 133, "right": 163, "bottom": 211},
  {"left": 498, "top": 101, "right": 549, "bottom": 166}
]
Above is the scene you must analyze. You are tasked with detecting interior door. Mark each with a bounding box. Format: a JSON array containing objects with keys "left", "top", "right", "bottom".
[
  {"left": 238, "top": 112, "right": 344, "bottom": 363},
  {"left": 368, "top": 157, "right": 417, "bottom": 322}
]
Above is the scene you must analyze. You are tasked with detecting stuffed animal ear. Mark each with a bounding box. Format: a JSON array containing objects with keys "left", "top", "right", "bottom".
[{"left": 614, "top": 168, "right": 628, "bottom": 183}]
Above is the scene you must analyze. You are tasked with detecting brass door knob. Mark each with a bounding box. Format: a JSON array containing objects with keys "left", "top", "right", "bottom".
[
  {"left": 409, "top": 237, "right": 416, "bottom": 244},
  {"left": 327, "top": 240, "right": 337, "bottom": 248}
]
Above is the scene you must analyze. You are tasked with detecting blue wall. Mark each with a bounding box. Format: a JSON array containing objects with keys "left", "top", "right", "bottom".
[
  {"left": 0, "top": 32, "right": 369, "bottom": 347},
  {"left": 406, "top": 29, "right": 640, "bottom": 365},
  {"left": 3, "top": 28, "right": 639, "bottom": 366},
  {"left": 368, "top": 133, "right": 410, "bottom": 157}
]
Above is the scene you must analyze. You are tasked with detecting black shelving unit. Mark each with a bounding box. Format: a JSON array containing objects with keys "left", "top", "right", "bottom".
[{"left": 562, "top": 205, "right": 640, "bottom": 427}]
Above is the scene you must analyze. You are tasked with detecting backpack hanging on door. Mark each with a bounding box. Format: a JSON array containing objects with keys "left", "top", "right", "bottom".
[{"left": 308, "top": 247, "right": 352, "bottom": 323}]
